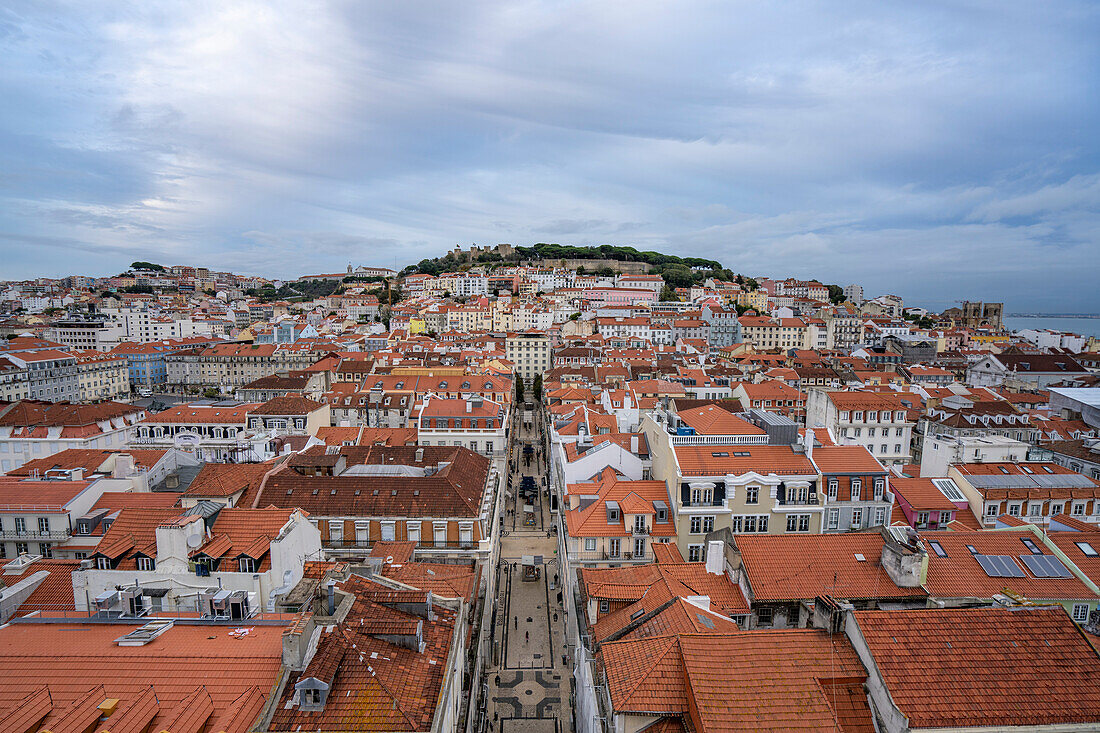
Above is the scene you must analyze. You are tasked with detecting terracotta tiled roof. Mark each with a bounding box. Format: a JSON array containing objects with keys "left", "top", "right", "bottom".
[
  {"left": 674, "top": 445, "right": 816, "bottom": 477},
  {"left": 259, "top": 446, "right": 489, "bottom": 517},
  {"left": 0, "top": 558, "right": 81, "bottom": 613},
  {"left": 248, "top": 396, "right": 326, "bottom": 415},
  {"left": 922, "top": 529, "right": 1099, "bottom": 601},
  {"left": 0, "top": 621, "right": 282, "bottom": 733},
  {"left": 600, "top": 631, "right": 870, "bottom": 732},
  {"left": 736, "top": 533, "right": 928, "bottom": 602},
  {"left": 184, "top": 462, "right": 276, "bottom": 498},
  {"left": 0, "top": 400, "right": 141, "bottom": 428},
  {"left": 889, "top": 477, "right": 959, "bottom": 511},
  {"left": 675, "top": 405, "right": 766, "bottom": 436},
  {"left": 854, "top": 607, "right": 1100, "bottom": 729},
  {"left": 810, "top": 445, "right": 885, "bottom": 474},
  {"left": 581, "top": 562, "right": 748, "bottom": 616},
  {"left": 7, "top": 449, "right": 168, "bottom": 477},
  {"left": 269, "top": 585, "right": 456, "bottom": 732},
  {"left": 144, "top": 403, "right": 259, "bottom": 425},
  {"left": 0, "top": 477, "right": 95, "bottom": 512}
]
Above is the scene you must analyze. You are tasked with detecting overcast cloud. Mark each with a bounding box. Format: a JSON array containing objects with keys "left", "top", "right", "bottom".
[{"left": 1, "top": 1, "right": 1097, "bottom": 311}]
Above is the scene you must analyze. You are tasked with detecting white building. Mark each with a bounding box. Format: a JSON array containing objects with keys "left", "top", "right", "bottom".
[{"left": 77, "top": 507, "right": 322, "bottom": 614}]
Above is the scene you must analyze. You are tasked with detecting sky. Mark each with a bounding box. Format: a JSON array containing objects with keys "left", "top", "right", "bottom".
[{"left": 1, "top": 1, "right": 1098, "bottom": 313}]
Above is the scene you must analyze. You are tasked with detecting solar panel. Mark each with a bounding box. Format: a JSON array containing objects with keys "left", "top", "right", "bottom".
[
  {"left": 1020, "top": 554, "right": 1072, "bottom": 578},
  {"left": 975, "top": 555, "right": 999, "bottom": 577},
  {"left": 976, "top": 554, "right": 1025, "bottom": 578}
]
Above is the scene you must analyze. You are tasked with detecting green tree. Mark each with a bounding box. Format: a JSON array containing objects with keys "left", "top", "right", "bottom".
[
  {"left": 743, "top": 277, "right": 760, "bottom": 291},
  {"left": 130, "top": 261, "right": 166, "bottom": 271},
  {"left": 826, "top": 284, "right": 847, "bottom": 305},
  {"left": 659, "top": 285, "right": 678, "bottom": 302},
  {"left": 202, "top": 387, "right": 219, "bottom": 399},
  {"left": 532, "top": 374, "right": 543, "bottom": 402},
  {"left": 515, "top": 376, "right": 526, "bottom": 403},
  {"left": 659, "top": 264, "right": 695, "bottom": 289},
  {"left": 569, "top": 312, "right": 581, "bottom": 321}
]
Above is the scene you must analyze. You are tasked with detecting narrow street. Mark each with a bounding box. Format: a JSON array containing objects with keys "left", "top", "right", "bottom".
[{"left": 483, "top": 398, "right": 573, "bottom": 733}]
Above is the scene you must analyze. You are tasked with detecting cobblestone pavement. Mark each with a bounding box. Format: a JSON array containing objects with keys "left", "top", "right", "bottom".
[{"left": 483, "top": 402, "right": 573, "bottom": 733}]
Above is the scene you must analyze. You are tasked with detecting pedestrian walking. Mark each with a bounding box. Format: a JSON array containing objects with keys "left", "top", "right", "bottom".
[
  {"left": 525, "top": 630, "right": 529, "bottom": 644},
  {"left": 514, "top": 616, "right": 517, "bottom": 629}
]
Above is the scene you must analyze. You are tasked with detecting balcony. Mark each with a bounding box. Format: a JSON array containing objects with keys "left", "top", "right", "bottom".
[
  {"left": 0, "top": 530, "right": 71, "bottom": 541},
  {"left": 630, "top": 525, "right": 650, "bottom": 536},
  {"left": 568, "top": 549, "right": 653, "bottom": 564},
  {"left": 324, "top": 539, "right": 478, "bottom": 552}
]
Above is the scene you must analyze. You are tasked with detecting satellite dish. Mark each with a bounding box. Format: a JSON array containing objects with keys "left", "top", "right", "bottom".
[{"left": 186, "top": 531, "right": 203, "bottom": 549}]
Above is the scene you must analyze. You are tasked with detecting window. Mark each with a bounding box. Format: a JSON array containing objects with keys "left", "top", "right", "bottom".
[
  {"left": 687, "top": 545, "right": 702, "bottom": 562},
  {"left": 1072, "top": 604, "right": 1089, "bottom": 623},
  {"left": 608, "top": 538, "right": 621, "bottom": 558},
  {"left": 381, "top": 521, "right": 396, "bottom": 541},
  {"left": 1073, "top": 503, "right": 1085, "bottom": 516},
  {"left": 851, "top": 508, "right": 863, "bottom": 529},
  {"left": 786, "top": 514, "right": 798, "bottom": 532},
  {"left": 827, "top": 479, "right": 838, "bottom": 499},
  {"left": 873, "top": 480, "right": 884, "bottom": 500},
  {"left": 868, "top": 428, "right": 876, "bottom": 438},
  {"left": 745, "top": 487, "right": 758, "bottom": 504},
  {"left": 40, "top": 543, "right": 52, "bottom": 558},
  {"left": 929, "top": 540, "right": 947, "bottom": 557},
  {"left": 917, "top": 511, "right": 929, "bottom": 526},
  {"left": 757, "top": 607, "right": 773, "bottom": 626},
  {"left": 1051, "top": 503, "right": 1063, "bottom": 516},
  {"left": 585, "top": 538, "right": 596, "bottom": 551},
  {"left": 986, "top": 503, "right": 999, "bottom": 517},
  {"left": 96, "top": 556, "right": 111, "bottom": 570},
  {"left": 599, "top": 600, "right": 610, "bottom": 614},
  {"left": 880, "top": 444, "right": 888, "bottom": 455},
  {"left": 851, "top": 480, "right": 861, "bottom": 501},
  {"left": 798, "top": 514, "right": 809, "bottom": 532},
  {"left": 1029, "top": 503, "right": 1042, "bottom": 518},
  {"left": 137, "top": 556, "right": 154, "bottom": 571},
  {"left": 690, "top": 487, "right": 712, "bottom": 505},
  {"left": 14, "top": 518, "right": 26, "bottom": 535},
  {"left": 689, "top": 516, "right": 714, "bottom": 534},
  {"left": 328, "top": 520, "right": 343, "bottom": 543},
  {"left": 1008, "top": 503, "right": 1021, "bottom": 517},
  {"left": 827, "top": 509, "right": 839, "bottom": 529},
  {"left": 38, "top": 517, "right": 50, "bottom": 535},
  {"left": 1076, "top": 541, "right": 1098, "bottom": 557}
]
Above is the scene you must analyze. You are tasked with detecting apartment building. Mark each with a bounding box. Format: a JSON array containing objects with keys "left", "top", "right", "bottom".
[
  {"left": 0, "top": 357, "right": 29, "bottom": 401},
  {"left": 0, "top": 400, "right": 145, "bottom": 474},
  {"left": 6, "top": 350, "right": 80, "bottom": 402},
  {"left": 738, "top": 316, "right": 808, "bottom": 350},
  {"left": 71, "top": 349, "right": 129, "bottom": 401},
  {"left": 416, "top": 395, "right": 508, "bottom": 466},
  {"left": 949, "top": 461, "right": 1100, "bottom": 527},
  {"left": 563, "top": 469, "right": 674, "bottom": 566},
  {"left": 806, "top": 389, "right": 917, "bottom": 467},
  {"left": 0, "top": 473, "right": 105, "bottom": 560},
  {"left": 650, "top": 437, "right": 821, "bottom": 560},
  {"left": 255, "top": 445, "right": 498, "bottom": 562},
  {"left": 812, "top": 444, "right": 894, "bottom": 532},
  {"left": 79, "top": 506, "right": 321, "bottom": 612},
  {"left": 166, "top": 343, "right": 278, "bottom": 390},
  {"left": 134, "top": 402, "right": 262, "bottom": 462},
  {"left": 505, "top": 332, "right": 552, "bottom": 380}
]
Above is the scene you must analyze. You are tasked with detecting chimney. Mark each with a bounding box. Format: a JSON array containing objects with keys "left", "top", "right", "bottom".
[
  {"left": 466, "top": 400, "right": 472, "bottom": 413},
  {"left": 704, "top": 540, "right": 724, "bottom": 575},
  {"left": 630, "top": 435, "right": 639, "bottom": 454},
  {"left": 414, "top": 448, "right": 424, "bottom": 463},
  {"left": 69, "top": 467, "right": 84, "bottom": 481},
  {"left": 113, "top": 453, "right": 134, "bottom": 478},
  {"left": 879, "top": 527, "right": 927, "bottom": 588},
  {"left": 803, "top": 428, "right": 814, "bottom": 461},
  {"left": 325, "top": 581, "right": 336, "bottom": 615}
]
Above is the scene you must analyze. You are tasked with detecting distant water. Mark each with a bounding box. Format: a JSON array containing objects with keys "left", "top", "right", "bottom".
[{"left": 1003, "top": 316, "right": 1100, "bottom": 339}]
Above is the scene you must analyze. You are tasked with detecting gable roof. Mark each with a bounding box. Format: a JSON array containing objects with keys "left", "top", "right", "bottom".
[
  {"left": 736, "top": 533, "right": 928, "bottom": 602},
  {"left": 854, "top": 607, "right": 1100, "bottom": 729}
]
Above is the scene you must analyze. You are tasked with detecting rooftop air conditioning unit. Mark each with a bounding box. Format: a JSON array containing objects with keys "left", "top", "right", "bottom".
[{"left": 120, "top": 588, "right": 148, "bottom": 618}]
